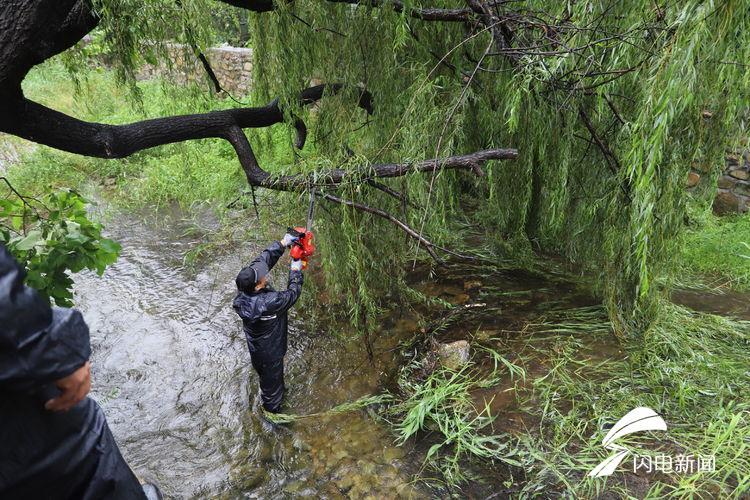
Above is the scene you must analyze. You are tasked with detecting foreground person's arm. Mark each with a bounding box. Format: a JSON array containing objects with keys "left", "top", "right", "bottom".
[{"left": 0, "top": 245, "right": 91, "bottom": 410}]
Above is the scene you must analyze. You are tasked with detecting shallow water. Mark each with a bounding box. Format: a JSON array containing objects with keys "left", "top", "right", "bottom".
[
  {"left": 673, "top": 289, "right": 750, "bottom": 320},
  {"left": 74, "top": 209, "right": 432, "bottom": 498},
  {"left": 72, "top": 207, "right": 622, "bottom": 498}
]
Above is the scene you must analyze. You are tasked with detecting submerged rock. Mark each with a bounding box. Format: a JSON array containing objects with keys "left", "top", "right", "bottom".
[
  {"left": 382, "top": 447, "right": 405, "bottom": 463},
  {"left": 242, "top": 467, "right": 267, "bottom": 489},
  {"left": 436, "top": 340, "right": 470, "bottom": 370},
  {"left": 475, "top": 328, "right": 500, "bottom": 342}
]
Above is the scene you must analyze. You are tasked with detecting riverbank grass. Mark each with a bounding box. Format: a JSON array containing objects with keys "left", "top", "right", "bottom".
[
  {"left": 507, "top": 303, "right": 749, "bottom": 497},
  {"left": 677, "top": 212, "right": 750, "bottom": 291},
  {"left": 377, "top": 302, "right": 749, "bottom": 497}
]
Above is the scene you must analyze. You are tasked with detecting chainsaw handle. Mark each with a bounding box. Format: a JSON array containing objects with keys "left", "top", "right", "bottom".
[{"left": 287, "top": 226, "right": 306, "bottom": 239}]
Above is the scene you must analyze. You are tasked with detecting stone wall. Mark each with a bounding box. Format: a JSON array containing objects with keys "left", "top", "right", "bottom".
[
  {"left": 686, "top": 152, "right": 750, "bottom": 215},
  {"left": 137, "top": 44, "right": 253, "bottom": 95},
  {"left": 713, "top": 153, "right": 750, "bottom": 214}
]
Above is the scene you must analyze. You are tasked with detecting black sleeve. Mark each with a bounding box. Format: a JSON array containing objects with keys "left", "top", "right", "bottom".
[
  {"left": 237, "top": 241, "right": 286, "bottom": 281},
  {"left": 264, "top": 269, "right": 304, "bottom": 315},
  {"left": 0, "top": 245, "right": 91, "bottom": 392}
]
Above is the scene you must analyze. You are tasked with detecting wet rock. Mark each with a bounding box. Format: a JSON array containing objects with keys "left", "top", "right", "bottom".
[
  {"left": 320, "top": 483, "right": 347, "bottom": 499},
  {"left": 335, "top": 473, "right": 356, "bottom": 491},
  {"left": 729, "top": 168, "right": 749, "bottom": 180},
  {"left": 713, "top": 191, "right": 741, "bottom": 215},
  {"left": 242, "top": 467, "right": 268, "bottom": 489},
  {"left": 686, "top": 171, "right": 700, "bottom": 188},
  {"left": 475, "top": 328, "right": 500, "bottom": 342},
  {"left": 297, "top": 488, "right": 318, "bottom": 498},
  {"left": 437, "top": 340, "right": 470, "bottom": 370},
  {"left": 355, "top": 459, "right": 377, "bottom": 475},
  {"left": 283, "top": 479, "right": 307, "bottom": 494},
  {"left": 396, "top": 483, "right": 421, "bottom": 498},
  {"left": 382, "top": 447, "right": 406, "bottom": 463},
  {"left": 256, "top": 441, "right": 274, "bottom": 463},
  {"left": 380, "top": 464, "right": 399, "bottom": 478},
  {"left": 292, "top": 436, "right": 311, "bottom": 452}
]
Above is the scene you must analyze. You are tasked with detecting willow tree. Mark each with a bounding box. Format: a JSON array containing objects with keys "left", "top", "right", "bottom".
[{"left": 1, "top": 0, "right": 747, "bottom": 334}]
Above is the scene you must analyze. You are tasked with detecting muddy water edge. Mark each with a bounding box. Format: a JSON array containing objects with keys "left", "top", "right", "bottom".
[{"left": 73, "top": 205, "right": 625, "bottom": 498}]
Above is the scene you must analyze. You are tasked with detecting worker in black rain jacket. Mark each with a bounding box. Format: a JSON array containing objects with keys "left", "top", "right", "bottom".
[
  {"left": 233, "top": 232, "right": 304, "bottom": 413},
  {"left": 0, "top": 244, "right": 161, "bottom": 499}
]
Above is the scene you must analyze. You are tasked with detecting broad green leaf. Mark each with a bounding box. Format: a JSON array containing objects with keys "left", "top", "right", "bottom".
[{"left": 15, "top": 230, "right": 44, "bottom": 251}]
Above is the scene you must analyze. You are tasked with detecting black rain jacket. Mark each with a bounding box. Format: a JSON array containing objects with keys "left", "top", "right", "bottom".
[
  {"left": 232, "top": 241, "right": 303, "bottom": 362},
  {"left": 0, "top": 245, "right": 144, "bottom": 500}
]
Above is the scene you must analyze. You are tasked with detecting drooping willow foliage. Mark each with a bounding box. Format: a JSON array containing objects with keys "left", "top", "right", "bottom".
[{"left": 88, "top": 0, "right": 749, "bottom": 335}]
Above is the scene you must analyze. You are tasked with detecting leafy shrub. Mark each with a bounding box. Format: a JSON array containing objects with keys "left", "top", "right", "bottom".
[{"left": 0, "top": 184, "right": 120, "bottom": 306}]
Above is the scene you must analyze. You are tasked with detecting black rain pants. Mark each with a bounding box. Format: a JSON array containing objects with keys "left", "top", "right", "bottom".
[{"left": 249, "top": 356, "right": 285, "bottom": 413}]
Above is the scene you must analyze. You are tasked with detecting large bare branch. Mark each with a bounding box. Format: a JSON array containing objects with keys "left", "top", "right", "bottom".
[
  {"left": 0, "top": 84, "right": 371, "bottom": 159},
  {"left": 0, "top": 87, "right": 515, "bottom": 193},
  {"left": 217, "top": 0, "right": 476, "bottom": 21}
]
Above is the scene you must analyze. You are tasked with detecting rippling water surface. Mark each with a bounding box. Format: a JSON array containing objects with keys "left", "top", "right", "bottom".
[
  {"left": 74, "top": 206, "right": 653, "bottom": 498},
  {"left": 74, "top": 210, "right": 431, "bottom": 498}
]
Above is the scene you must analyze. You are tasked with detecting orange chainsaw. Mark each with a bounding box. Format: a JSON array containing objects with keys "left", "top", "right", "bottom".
[{"left": 287, "top": 189, "right": 316, "bottom": 269}]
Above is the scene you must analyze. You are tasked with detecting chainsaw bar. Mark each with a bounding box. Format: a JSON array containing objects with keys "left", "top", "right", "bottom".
[{"left": 306, "top": 187, "right": 316, "bottom": 231}]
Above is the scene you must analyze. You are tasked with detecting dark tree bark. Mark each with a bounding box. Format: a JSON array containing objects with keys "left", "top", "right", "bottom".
[{"left": 217, "top": 0, "right": 475, "bottom": 21}]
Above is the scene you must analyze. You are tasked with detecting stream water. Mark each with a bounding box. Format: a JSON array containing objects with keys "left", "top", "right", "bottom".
[
  {"left": 74, "top": 208, "right": 433, "bottom": 498},
  {"left": 70, "top": 206, "right": 742, "bottom": 498}
]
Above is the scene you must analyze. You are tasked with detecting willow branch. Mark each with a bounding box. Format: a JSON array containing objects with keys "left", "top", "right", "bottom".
[
  {"left": 266, "top": 148, "right": 517, "bottom": 190},
  {"left": 217, "top": 0, "right": 475, "bottom": 21},
  {"left": 318, "top": 192, "right": 444, "bottom": 263},
  {"left": 366, "top": 179, "right": 420, "bottom": 209}
]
